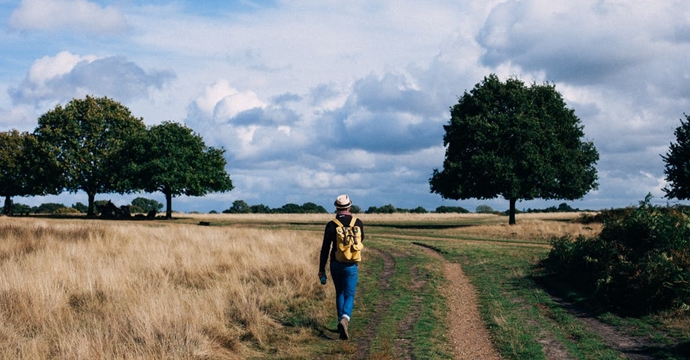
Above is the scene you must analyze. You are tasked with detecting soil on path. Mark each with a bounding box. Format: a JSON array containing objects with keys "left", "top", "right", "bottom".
[
  {"left": 417, "top": 245, "right": 658, "bottom": 360},
  {"left": 351, "top": 245, "right": 500, "bottom": 359},
  {"left": 420, "top": 246, "right": 502, "bottom": 359},
  {"left": 355, "top": 248, "right": 396, "bottom": 360}
]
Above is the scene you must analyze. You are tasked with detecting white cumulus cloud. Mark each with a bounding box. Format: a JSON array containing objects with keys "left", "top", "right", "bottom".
[
  {"left": 192, "top": 80, "right": 265, "bottom": 121},
  {"left": 9, "top": 0, "right": 127, "bottom": 33},
  {"left": 9, "top": 51, "right": 175, "bottom": 107}
]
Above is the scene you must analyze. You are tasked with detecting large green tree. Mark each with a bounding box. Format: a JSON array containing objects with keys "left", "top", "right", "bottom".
[
  {"left": 125, "top": 121, "right": 233, "bottom": 219},
  {"left": 662, "top": 114, "right": 690, "bottom": 199},
  {"left": 34, "top": 96, "right": 146, "bottom": 217},
  {"left": 0, "top": 130, "right": 31, "bottom": 214},
  {"left": 429, "top": 74, "right": 599, "bottom": 224},
  {"left": 0, "top": 130, "right": 61, "bottom": 214}
]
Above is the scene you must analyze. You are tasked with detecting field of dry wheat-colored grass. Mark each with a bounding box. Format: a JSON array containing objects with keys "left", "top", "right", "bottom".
[
  {"left": 181, "top": 211, "right": 588, "bottom": 223},
  {"left": 0, "top": 216, "right": 329, "bottom": 359},
  {"left": 181, "top": 211, "right": 602, "bottom": 241},
  {"left": 0, "top": 212, "right": 600, "bottom": 359},
  {"left": 436, "top": 213, "right": 602, "bottom": 241}
]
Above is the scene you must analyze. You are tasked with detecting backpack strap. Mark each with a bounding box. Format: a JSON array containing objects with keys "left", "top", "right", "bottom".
[
  {"left": 333, "top": 217, "right": 356, "bottom": 227},
  {"left": 348, "top": 217, "right": 357, "bottom": 227}
]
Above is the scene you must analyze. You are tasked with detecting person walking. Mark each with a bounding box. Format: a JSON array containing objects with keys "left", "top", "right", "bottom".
[{"left": 319, "top": 194, "right": 365, "bottom": 340}]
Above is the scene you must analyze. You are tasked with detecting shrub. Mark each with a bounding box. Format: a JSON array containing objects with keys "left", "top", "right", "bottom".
[
  {"left": 128, "top": 205, "right": 145, "bottom": 214},
  {"left": 224, "top": 200, "right": 251, "bottom": 214},
  {"left": 434, "top": 206, "right": 470, "bottom": 214},
  {"left": 72, "top": 202, "right": 88, "bottom": 213},
  {"left": 410, "top": 206, "right": 428, "bottom": 214},
  {"left": 377, "top": 204, "right": 396, "bottom": 214},
  {"left": 476, "top": 205, "right": 494, "bottom": 213},
  {"left": 250, "top": 204, "right": 271, "bottom": 214},
  {"left": 53, "top": 207, "right": 80, "bottom": 215},
  {"left": 365, "top": 205, "right": 397, "bottom": 214},
  {"left": 34, "top": 203, "right": 66, "bottom": 214},
  {"left": 300, "top": 202, "right": 328, "bottom": 214},
  {"left": 4, "top": 203, "right": 31, "bottom": 214},
  {"left": 542, "top": 195, "right": 690, "bottom": 315},
  {"left": 131, "top": 197, "right": 163, "bottom": 213}
]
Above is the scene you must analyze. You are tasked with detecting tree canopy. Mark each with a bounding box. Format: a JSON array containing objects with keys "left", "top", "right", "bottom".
[
  {"left": 34, "top": 96, "right": 146, "bottom": 217},
  {"left": 125, "top": 121, "right": 234, "bottom": 219},
  {"left": 0, "top": 130, "right": 33, "bottom": 214},
  {"left": 0, "top": 130, "right": 61, "bottom": 214},
  {"left": 662, "top": 114, "right": 690, "bottom": 200},
  {"left": 429, "top": 74, "right": 599, "bottom": 224}
]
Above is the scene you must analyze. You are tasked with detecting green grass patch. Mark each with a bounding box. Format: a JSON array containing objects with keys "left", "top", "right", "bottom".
[
  {"left": 419, "top": 241, "right": 623, "bottom": 359},
  {"left": 207, "top": 215, "right": 689, "bottom": 358},
  {"left": 309, "top": 239, "right": 452, "bottom": 359},
  {"left": 366, "top": 240, "right": 451, "bottom": 359}
]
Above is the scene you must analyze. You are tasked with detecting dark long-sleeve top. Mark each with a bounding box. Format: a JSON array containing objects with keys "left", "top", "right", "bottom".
[{"left": 319, "top": 214, "right": 365, "bottom": 273}]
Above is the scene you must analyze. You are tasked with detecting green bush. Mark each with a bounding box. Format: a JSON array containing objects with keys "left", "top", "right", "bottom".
[
  {"left": 131, "top": 197, "right": 163, "bottom": 213},
  {"left": 34, "top": 203, "right": 66, "bottom": 214},
  {"left": 476, "top": 204, "right": 494, "bottom": 213},
  {"left": 410, "top": 206, "right": 428, "bottom": 214},
  {"left": 3, "top": 203, "right": 31, "bottom": 214},
  {"left": 72, "top": 202, "right": 88, "bottom": 213},
  {"left": 434, "top": 206, "right": 470, "bottom": 213},
  {"left": 365, "top": 204, "right": 397, "bottom": 214},
  {"left": 53, "top": 207, "right": 80, "bottom": 214},
  {"left": 128, "top": 205, "right": 145, "bottom": 214},
  {"left": 542, "top": 195, "right": 690, "bottom": 315}
]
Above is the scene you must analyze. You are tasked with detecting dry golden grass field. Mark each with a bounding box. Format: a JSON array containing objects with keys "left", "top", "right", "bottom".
[{"left": 0, "top": 212, "right": 600, "bottom": 359}]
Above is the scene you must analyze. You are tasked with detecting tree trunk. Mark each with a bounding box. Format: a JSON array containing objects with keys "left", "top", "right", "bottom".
[
  {"left": 509, "top": 198, "right": 517, "bottom": 225},
  {"left": 3, "top": 196, "right": 11, "bottom": 215},
  {"left": 87, "top": 192, "right": 96, "bottom": 218},
  {"left": 165, "top": 191, "right": 173, "bottom": 219}
]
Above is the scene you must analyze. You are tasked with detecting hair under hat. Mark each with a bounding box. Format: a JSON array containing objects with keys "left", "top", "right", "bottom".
[{"left": 334, "top": 194, "right": 352, "bottom": 210}]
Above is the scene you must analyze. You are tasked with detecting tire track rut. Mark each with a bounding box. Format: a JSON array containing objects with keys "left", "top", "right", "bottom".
[{"left": 353, "top": 248, "right": 395, "bottom": 360}]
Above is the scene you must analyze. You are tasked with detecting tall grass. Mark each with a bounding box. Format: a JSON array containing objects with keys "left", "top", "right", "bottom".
[
  {"left": 437, "top": 217, "right": 602, "bottom": 243},
  {"left": 0, "top": 217, "right": 328, "bottom": 359}
]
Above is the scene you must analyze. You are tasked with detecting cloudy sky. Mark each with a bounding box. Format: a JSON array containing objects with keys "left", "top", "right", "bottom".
[{"left": 1, "top": 0, "right": 689, "bottom": 213}]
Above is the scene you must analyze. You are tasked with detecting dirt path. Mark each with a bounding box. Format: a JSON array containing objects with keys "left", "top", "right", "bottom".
[
  {"left": 550, "top": 297, "right": 657, "bottom": 360},
  {"left": 356, "top": 244, "right": 501, "bottom": 359},
  {"left": 343, "top": 240, "right": 655, "bottom": 359},
  {"left": 420, "top": 246, "right": 502, "bottom": 359},
  {"left": 416, "top": 245, "right": 658, "bottom": 360}
]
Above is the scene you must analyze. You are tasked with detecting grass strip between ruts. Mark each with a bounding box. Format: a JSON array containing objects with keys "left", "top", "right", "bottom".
[{"left": 312, "top": 239, "right": 452, "bottom": 359}]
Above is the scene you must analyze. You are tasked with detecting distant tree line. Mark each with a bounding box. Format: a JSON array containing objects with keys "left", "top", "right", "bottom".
[
  {"left": 520, "top": 202, "right": 592, "bottom": 213},
  {"left": 1, "top": 197, "right": 165, "bottom": 216},
  {"left": 0, "top": 96, "right": 233, "bottom": 219},
  {"left": 220, "top": 200, "right": 474, "bottom": 214},
  {"left": 221, "top": 200, "right": 329, "bottom": 214},
  {"left": 3, "top": 198, "right": 590, "bottom": 216}
]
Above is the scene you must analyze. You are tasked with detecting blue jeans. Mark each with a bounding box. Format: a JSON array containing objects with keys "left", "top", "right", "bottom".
[{"left": 330, "top": 261, "right": 358, "bottom": 320}]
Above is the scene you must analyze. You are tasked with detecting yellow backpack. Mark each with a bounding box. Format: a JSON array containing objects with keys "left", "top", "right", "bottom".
[{"left": 333, "top": 217, "right": 363, "bottom": 263}]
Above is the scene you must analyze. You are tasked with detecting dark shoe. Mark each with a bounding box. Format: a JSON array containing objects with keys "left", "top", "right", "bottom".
[{"left": 338, "top": 317, "right": 349, "bottom": 340}]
